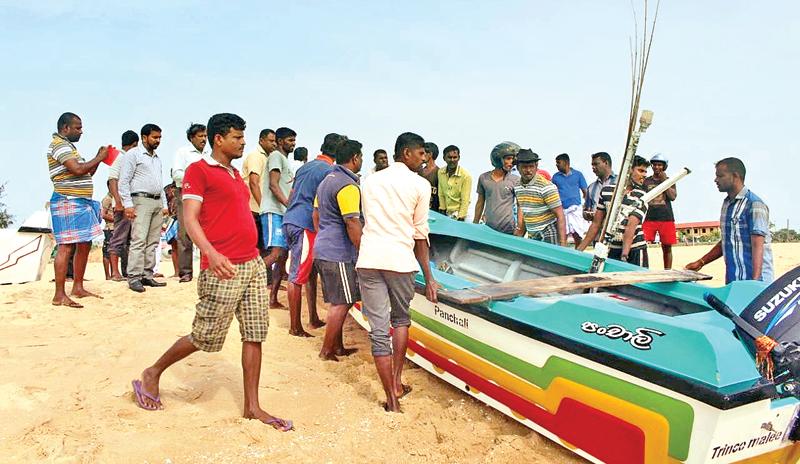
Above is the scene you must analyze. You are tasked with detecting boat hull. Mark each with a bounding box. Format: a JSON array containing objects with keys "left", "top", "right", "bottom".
[{"left": 349, "top": 298, "right": 800, "bottom": 464}]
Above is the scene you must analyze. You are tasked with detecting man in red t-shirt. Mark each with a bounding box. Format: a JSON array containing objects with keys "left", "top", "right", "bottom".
[{"left": 131, "top": 113, "right": 292, "bottom": 432}]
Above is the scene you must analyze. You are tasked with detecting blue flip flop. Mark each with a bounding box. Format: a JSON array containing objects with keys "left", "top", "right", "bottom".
[{"left": 263, "top": 417, "right": 294, "bottom": 432}]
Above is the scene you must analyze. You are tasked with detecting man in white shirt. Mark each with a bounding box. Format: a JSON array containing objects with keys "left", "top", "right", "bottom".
[
  {"left": 107, "top": 130, "right": 139, "bottom": 280},
  {"left": 171, "top": 123, "right": 208, "bottom": 282},
  {"left": 357, "top": 132, "right": 438, "bottom": 412}
]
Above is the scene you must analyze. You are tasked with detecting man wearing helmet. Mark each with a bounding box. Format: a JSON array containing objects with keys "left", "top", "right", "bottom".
[
  {"left": 473, "top": 142, "right": 521, "bottom": 234},
  {"left": 642, "top": 153, "right": 677, "bottom": 269}
]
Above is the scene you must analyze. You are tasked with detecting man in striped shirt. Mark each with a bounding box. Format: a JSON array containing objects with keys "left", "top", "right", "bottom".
[
  {"left": 513, "top": 149, "right": 566, "bottom": 245},
  {"left": 47, "top": 112, "right": 108, "bottom": 308},
  {"left": 578, "top": 156, "right": 651, "bottom": 267},
  {"left": 685, "top": 158, "right": 773, "bottom": 283}
]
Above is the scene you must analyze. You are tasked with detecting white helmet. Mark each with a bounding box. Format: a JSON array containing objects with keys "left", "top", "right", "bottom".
[{"left": 650, "top": 153, "right": 668, "bottom": 167}]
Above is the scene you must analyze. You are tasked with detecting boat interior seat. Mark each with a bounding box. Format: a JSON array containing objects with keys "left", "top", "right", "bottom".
[{"left": 444, "top": 238, "right": 557, "bottom": 285}]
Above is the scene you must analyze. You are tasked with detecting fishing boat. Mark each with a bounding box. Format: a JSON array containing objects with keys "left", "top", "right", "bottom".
[
  {"left": 0, "top": 210, "right": 54, "bottom": 285},
  {"left": 349, "top": 212, "right": 800, "bottom": 464}
]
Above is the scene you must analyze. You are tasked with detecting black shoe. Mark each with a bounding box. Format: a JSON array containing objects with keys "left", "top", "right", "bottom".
[
  {"left": 129, "top": 280, "right": 146, "bottom": 293},
  {"left": 142, "top": 277, "right": 167, "bottom": 287}
]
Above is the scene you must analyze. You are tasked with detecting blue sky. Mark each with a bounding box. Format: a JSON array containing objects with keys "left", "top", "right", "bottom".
[{"left": 1, "top": 1, "right": 797, "bottom": 228}]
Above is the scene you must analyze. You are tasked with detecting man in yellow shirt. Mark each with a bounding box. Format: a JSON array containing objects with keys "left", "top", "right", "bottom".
[
  {"left": 242, "top": 129, "right": 277, "bottom": 257},
  {"left": 437, "top": 145, "right": 472, "bottom": 220}
]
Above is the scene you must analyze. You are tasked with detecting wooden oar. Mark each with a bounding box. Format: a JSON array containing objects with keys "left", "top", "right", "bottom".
[{"left": 439, "top": 269, "right": 710, "bottom": 305}]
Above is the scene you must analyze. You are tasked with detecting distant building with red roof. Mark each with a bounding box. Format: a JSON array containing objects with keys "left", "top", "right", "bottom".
[{"left": 676, "top": 221, "right": 720, "bottom": 242}]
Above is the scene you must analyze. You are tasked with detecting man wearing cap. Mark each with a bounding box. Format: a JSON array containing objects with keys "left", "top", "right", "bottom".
[
  {"left": 552, "top": 153, "right": 589, "bottom": 246},
  {"left": 474, "top": 142, "right": 520, "bottom": 234},
  {"left": 642, "top": 153, "right": 677, "bottom": 269},
  {"left": 513, "top": 149, "right": 566, "bottom": 245},
  {"left": 437, "top": 145, "right": 472, "bottom": 220},
  {"left": 283, "top": 134, "right": 345, "bottom": 337}
]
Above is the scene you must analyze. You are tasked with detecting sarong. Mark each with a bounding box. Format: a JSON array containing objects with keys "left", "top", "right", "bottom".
[
  {"left": 49, "top": 192, "right": 102, "bottom": 245},
  {"left": 564, "top": 204, "right": 589, "bottom": 237}
]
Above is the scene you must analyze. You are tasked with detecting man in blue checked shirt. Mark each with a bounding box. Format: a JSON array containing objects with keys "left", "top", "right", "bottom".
[{"left": 685, "top": 157, "right": 773, "bottom": 284}]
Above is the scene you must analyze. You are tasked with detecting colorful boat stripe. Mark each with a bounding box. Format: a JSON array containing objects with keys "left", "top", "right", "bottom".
[
  {"left": 410, "top": 309, "right": 694, "bottom": 460},
  {"left": 411, "top": 325, "right": 674, "bottom": 463},
  {"left": 407, "top": 336, "right": 654, "bottom": 464}
]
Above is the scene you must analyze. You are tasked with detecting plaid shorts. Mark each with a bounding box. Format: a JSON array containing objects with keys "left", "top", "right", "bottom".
[
  {"left": 190, "top": 257, "right": 269, "bottom": 352},
  {"left": 528, "top": 221, "right": 558, "bottom": 244}
]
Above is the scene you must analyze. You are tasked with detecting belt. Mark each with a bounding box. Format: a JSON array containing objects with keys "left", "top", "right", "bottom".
[{"left": 131, "top": 192, "right": 161, "bottom": 200}]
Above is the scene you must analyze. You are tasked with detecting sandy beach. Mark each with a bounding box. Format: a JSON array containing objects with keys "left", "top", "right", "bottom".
[{"left": 1, "top": 243, "right": 798, "bottom": 463}]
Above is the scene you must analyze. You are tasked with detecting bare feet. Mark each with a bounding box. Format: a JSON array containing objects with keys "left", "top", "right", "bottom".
[
  {"left": 111, "top": 275, "right": 125, "bottom": 282},
  {"left": 335, "top": 347, "right": 358, "bottom": 357},
  {"left": 319, "top": 351, "right": 339, "bottom": 362},
  {"left": 52, "top": 295, "right": 83, "bottom": 308},
  {"left": 269, "top": 301, "right": 286, "bottom": 310},
  {"left": 308, "top": 319, "right": 326, "bottom": 329},
  {"left": 289, "top": 329, "right": 313, "bottom": 338},
  {"left": 71, "top": 288, "right": 103, "bottom": 299},
  {"left": 382, "top": 400, "right": 402, "bottom": 413},
  {"left": 244, "top": 407, "right": 293, "bottom": 432}
]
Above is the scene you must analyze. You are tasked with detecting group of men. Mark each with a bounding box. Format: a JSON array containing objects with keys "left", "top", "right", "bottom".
[{"left": 45, "top": 110, "right": 773, "bottom": 431}]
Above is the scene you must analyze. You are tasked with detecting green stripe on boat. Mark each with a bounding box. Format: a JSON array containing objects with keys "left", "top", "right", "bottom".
[{"left": 412, "top": 309, "right": 694, "bottom": 460}]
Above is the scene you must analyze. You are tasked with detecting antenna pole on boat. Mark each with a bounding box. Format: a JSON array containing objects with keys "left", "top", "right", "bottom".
[
  {"left": 588, "top": 109, "right": 652, "bottom": 276},
  {"left": 588, "top": 0, "right": 660, "bottom": 277}
]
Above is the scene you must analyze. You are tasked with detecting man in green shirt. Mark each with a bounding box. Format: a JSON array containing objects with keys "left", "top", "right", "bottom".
[{"left": 437, "top": 145, "right": 472, "bottom": 220}]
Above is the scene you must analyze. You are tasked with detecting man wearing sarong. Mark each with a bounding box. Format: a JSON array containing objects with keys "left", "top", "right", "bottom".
[
  {"left": 357, "top": 132, "right": 438, "bottom": 412},
  {"left": 132, "top": 113, "right": 293, "bottom": 432},
  {"left": 551, "top": 153, "right": 589, "bottom": 246},
  {"left": 47, "top": 112, "right": 107, "bottom": 308},
  {"left": 513, "top": 149, "right": 566, "bottom": 245}
]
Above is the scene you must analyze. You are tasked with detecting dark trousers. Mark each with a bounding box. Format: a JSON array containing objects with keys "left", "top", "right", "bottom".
[
  {"left": 175, "top": 189, "right": 194, "bottom": 277},
  {"left": 109, "top": 210, "right": 130, "bottom": 275}
]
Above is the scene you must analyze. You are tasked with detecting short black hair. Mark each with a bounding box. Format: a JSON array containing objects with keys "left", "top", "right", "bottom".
[
  {"left": 259, "top": 129, "right": 275, "bottom": 139},
  {"left": 591, "top": 151, "right": 612, "bottom": 166},
  {"left": 207, "top": 113, "right": 246, "bottom": 148},
  {"left": 121, "top": 130, "right": 139, "bottom": 146},
  {"left": 294, "top": 147, "right": 308, "bottom": 161},
  {"left": 186, "top": 123, "right": 206, "bottom": 140},
  {"left": 321, "top": 133, "right": 347, "bottom": 156},
  {"left": 141, "top": 123, "right": 162, "bottom": 137},
  {"left": 556, "top": 153, "right": 570, "bottom": 163},
  {"left": 443, "top": 145, "right": 460, "bottom": 157},
  {"left": 424, "top": 142, "right": 439, "bottom": 160},
  {"left": 373, "top": 149, "right": 387, "bottom": 160},
  {"left": 276, "top": 127, "right": 296, "bottom": 140},
  {"left": 336, "top": 139, "right": 363, "bottom": 165},
  {"left": 56, "top": 112, "right": 80, "bottom": 131},
  {"left": 394, "top": 132, "right": 425, "bottom": 161},
  {"left": 716, "top": 157, "right": 746, "bottom": 181},
  {"left": 632, "top": 155, "right": 650, "bottom": 169}
]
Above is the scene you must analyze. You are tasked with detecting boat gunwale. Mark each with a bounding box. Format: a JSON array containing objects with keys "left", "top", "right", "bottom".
[{"left": 412, "top": 282, "right": 777, "bottom": 410}]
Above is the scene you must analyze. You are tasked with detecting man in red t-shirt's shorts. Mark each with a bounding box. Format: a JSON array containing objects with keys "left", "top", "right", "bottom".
[{"left": 131, "top": 113, "right": 293, "bottom": 432}]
